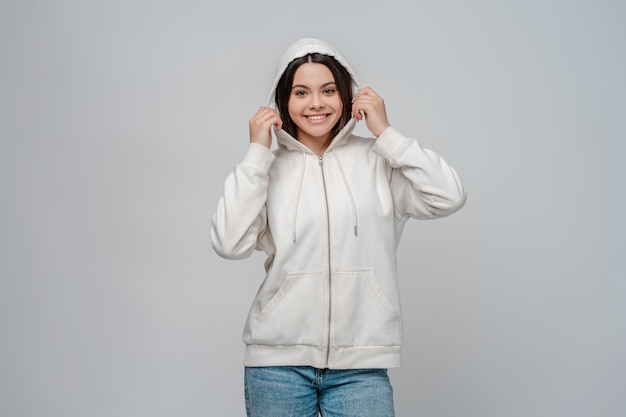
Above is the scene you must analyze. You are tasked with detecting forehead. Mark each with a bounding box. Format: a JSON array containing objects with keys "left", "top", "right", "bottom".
[{"left": 292, "top": 62, "right": 335, "bottom": 85}]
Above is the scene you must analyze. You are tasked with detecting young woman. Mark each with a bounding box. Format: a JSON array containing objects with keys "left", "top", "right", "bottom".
[{"left": 211, "top": 38, "right": 467, "bottom": 417}]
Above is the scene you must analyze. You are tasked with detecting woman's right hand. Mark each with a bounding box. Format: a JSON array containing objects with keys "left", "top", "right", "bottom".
[{"left": 249, "top": 106, "right": 282, "bottom": 149}]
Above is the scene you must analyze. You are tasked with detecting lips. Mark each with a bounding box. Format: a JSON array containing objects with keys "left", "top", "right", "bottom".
[{"left": 305, "top": 114, "right": 329, "bottom": 122}]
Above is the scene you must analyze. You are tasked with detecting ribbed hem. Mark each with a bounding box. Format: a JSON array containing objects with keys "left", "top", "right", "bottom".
[
  {"left": 328, "top": 346, "right": 402, "bottom": 369},
  {"left": 372, "top": 126, "right": 411, "bottom": 161},
  {"left": 244, "top": 344, "right": 402, "bottom": 370}
]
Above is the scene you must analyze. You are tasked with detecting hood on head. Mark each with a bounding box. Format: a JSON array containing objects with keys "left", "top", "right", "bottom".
[{"left": 266, "top": 38, "right": 361, "bottom": 108}]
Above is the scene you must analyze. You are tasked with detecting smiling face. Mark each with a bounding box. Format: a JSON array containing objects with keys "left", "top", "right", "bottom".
[{"left": 287, "top": 62, "right": 343, "bottom": 154}]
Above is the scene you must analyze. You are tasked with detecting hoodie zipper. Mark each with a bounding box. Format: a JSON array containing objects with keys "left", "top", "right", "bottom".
[{"left": 318, "top": 154, "right": 333, "bottom": 368}]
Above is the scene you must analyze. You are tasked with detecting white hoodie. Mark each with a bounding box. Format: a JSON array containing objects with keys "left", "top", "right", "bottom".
[{"left": 211, "top": 38, "right": 467, "bottom": 369}]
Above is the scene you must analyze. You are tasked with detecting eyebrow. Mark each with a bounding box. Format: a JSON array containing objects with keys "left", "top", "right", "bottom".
[{"left": 291, "top": 81, "right": 336, "bottom": 90}]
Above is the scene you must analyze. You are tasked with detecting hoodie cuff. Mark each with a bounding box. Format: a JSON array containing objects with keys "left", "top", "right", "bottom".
[
  {"left": 372, "top": 126, "right": 412, "bottom": 160},
  {"left": 242, "top": 143, "right": 276, "bottom": 172}
]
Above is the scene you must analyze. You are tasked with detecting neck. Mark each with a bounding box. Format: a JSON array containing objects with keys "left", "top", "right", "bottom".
[{"left": 298, "top": 133, "right": 333, "bottom": 156}]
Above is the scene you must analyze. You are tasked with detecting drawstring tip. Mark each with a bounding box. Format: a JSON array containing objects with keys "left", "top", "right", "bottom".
[{"left": 354, "top": 225, "right": 358, "bottom": 237}]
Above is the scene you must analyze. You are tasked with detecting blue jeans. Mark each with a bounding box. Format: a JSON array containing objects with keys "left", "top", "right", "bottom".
[{"left": 244, "top": 366, "right": 395, "bottom": 417}]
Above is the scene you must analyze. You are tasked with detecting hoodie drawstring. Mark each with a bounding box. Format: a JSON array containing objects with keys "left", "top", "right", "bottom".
[
  {"left": 292, "top": 150, "right": 359, "bottom": 242},
  {"left": 332, "top": 149, "right": 359, "bottom": 237},
  {"left": 292, "top": 152, "right": 307, "bottom": 242}
]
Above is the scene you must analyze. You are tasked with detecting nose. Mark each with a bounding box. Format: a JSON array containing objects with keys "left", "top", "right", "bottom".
[{"left": 309, "top": 93, "right": 324, "bottom": 109}]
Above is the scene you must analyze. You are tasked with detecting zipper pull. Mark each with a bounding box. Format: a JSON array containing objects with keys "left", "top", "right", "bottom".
[{"left": 318, "top": 155, "right": 324, "bottom": 166}]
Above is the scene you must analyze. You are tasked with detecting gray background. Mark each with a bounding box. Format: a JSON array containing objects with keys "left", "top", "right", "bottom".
[{"left": 1, "top": 0, "right": 624, "bottom": 416}]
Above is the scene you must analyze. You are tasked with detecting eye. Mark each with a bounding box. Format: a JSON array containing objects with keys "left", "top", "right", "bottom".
[
  {"left": 294, "top": 90, "right": 307, "bottom": 97},
  {"left": 323, "top": 88, "right": 336, "bottom": 94}
]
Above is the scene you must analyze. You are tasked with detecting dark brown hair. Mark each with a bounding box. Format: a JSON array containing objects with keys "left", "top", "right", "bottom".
[{"left": 275, "top": 53, "right": 354, "bottom": 139}]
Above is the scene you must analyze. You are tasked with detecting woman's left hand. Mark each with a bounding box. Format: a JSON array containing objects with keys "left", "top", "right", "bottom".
[{"left": 351, "top": 87, "right": 391, "bottom": 138}]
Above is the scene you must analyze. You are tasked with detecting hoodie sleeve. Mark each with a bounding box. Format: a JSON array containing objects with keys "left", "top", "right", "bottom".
[
  {"left": 372, "top": 126, "right": 467, "bottom": 220},
  {"left": 210, "top": 143, "right": 276, "bottom": 259}
]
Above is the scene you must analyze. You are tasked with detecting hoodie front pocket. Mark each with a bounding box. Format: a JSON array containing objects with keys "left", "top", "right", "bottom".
[
  {"left": 249, "top": 271, "right": 327, "bottom": 346},
  {"left": 333, "top": 269, "right": 401, "bottom": 347}
]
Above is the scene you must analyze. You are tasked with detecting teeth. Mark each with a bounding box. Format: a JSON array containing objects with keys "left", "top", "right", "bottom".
[{"left": 308, "top": 115, "right": 326, "bottom": 121}]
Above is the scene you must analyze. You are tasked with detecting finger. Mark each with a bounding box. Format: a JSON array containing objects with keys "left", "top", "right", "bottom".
[
  {"left": 256, "top": 111, "right": 278, "bottom": 124},
  {"left": 352, "top": 89, "right": 366, "bottom": 103},
  {"left": 255, "top": 106, "right": 278, "bottom": 117},
  {"left": 254, "top": 109, "right": 280, "bottom": 125},
  {"left": 351, "top": 103, "right": 363, "bottom": 121},
  {"left": 352, "top": 86, "right": 379, "bottom": 101},
  {"left": 352, "top": 98, "right": 376, "bottom": 118},
  {"left": 360, "top": 87, "right": 379, "bottom": 98},
  {"left": 352, "top": 96, "right": 367, "bottom": 119}
]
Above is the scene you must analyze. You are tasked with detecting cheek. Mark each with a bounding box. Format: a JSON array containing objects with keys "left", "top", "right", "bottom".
[
  {"left": 333, "top": 98, "right": 344, "bottom": 118},
  {"left": 333, "top": 96, "right": 343, "bottom": 111}
]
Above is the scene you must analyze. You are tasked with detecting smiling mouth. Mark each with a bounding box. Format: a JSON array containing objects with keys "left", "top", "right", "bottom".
[{"left": 305, "top": 114, "right": 329, "bottom": 121}]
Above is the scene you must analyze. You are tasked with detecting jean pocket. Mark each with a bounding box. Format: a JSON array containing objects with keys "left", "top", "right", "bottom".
[
  {"left": 249, "top": 271, "right": 327, "bottom": 346},
  {"left": 332, "top": 268, "right": 401, "bottom": 347}
]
